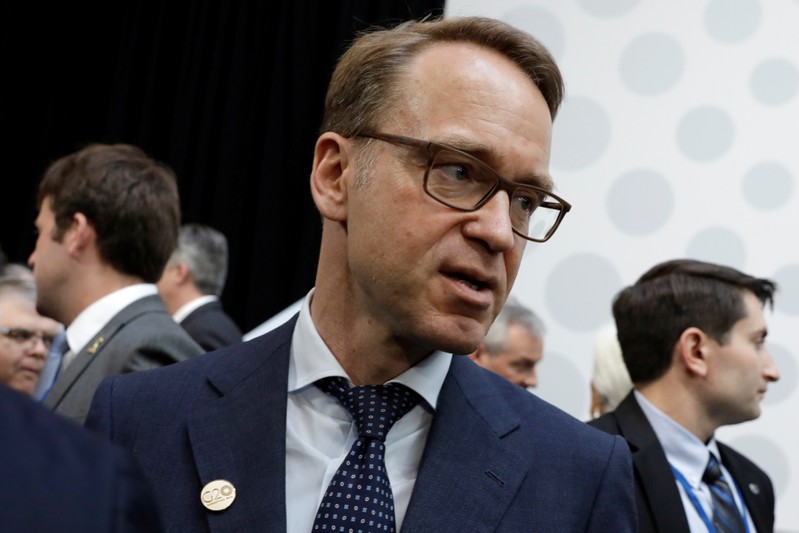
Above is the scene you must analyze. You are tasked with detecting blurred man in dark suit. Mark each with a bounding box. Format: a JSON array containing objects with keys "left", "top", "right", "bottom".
[
  {"left": 0, "top": 383, "right": 161, "bottom": 531},
  {"left": 157, "top": 223, "right": 242, "bottom": 351}
]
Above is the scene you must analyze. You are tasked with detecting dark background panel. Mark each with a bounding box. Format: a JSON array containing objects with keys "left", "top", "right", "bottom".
[{"left": 1, "top": 1, "right": 445, "bottom": 332}]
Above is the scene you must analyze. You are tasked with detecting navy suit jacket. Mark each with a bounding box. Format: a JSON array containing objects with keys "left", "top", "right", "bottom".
[
  {"left": 180, "top": 299, "right": 243, "bottom": 352},
  {"left": 87, "top": 316, "right": 637, "bottom": 532},
  {"left": 589, "top": 392, "right": 775, "bottom": 533},
  {"left": 0, "top": 384, "right": 161, "bottom": 532}
]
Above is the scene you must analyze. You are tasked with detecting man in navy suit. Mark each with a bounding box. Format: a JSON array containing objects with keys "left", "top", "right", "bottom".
[
  {"left": 158, "top": 223, "right": 243, "bottom": 352},
  {"left": 590, "top": 259, "right": 779, "bottom": 533},
  {"left": 87, "top": 16, "right": 636, "bottom": 532},
  {"left": 0, "top": 384, "right": 161, "bottom": 531}
]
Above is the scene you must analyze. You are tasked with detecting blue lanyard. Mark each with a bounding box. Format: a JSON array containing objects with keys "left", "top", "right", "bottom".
[{"left": 670, "top": 464, "right": 750, "bottom": 533}]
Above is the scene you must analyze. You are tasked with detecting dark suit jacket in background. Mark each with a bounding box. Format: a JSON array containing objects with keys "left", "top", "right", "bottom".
[
  {"left": 589, "top": 392, "right": 775, "bottom": 533},
  {"left": 0, "top": 384, "right": 161, "bottom": 532},
  {"left": 180, "top": 299, "right": 243, "bottom": 352},
  {"left": 44, "top": 294, "right": 203, "bottom": 424},
  {"left": 86, "top": 316, "right": 637, "bottom": 532}
]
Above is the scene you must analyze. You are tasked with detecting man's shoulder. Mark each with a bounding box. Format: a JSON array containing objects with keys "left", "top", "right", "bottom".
[
  {"left": 588, "top": 409, "right": 624, "bottom": 435},
  {"left": 1, "top": 385, "right": 136, "bottom": 486},
  {"left": 182, "top": 299, "right": 243, "bottom": 349},
  {"left": 101, "top": 316, "right": 295, "bottom": 395},
  {"left": 105, "top": 295, "right": 203, "bottom": 354},
  {"left": 451, "top": 358, "right": 623, "bottom": 453},
  {"left": 0, "top": 386, "right": 160, "bottom": 530}
]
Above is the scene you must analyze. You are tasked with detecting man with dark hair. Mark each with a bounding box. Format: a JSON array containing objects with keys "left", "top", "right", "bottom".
[
  {"left": 468, "top": 296, "right": 546, "bottom": 389},
  {"left": 157, "top": 223, "right": 242, "bottom": 351},
  {"left": 29, "top": 143, "right": 202, "bottom": 423},
  {"left": 590, "top": 259, "right": 779, "bottom": 533},
  {"left": 87, "top": 17, "right": 635, "bottom": 531}
]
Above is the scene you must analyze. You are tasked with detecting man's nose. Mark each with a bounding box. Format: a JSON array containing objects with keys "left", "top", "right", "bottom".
[
  {"left": 522, "top": 370, "right": 538, "bottom": 389},
  {"left": 763, "top": 349, "right": 780, "bottom": 382},
  {"left": 27, "top": 336, "right": 49, "bottom": 360},
  {"left": 461, "top": 191, "right": 516, "bottom": 253}
]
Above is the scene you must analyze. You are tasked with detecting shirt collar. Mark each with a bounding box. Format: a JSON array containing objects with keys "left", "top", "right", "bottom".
[
  {"left": 66, "top": 284, "right": 157, "bottom": 353},
  {"left": 173, "top": 295, "right": 218, "bottom": 323},
  {"left": 288, "top": 289, "right": 452, "bottom": 411},
  {"left": 635, "top": 390, "right": 719, "bottom": 488}
]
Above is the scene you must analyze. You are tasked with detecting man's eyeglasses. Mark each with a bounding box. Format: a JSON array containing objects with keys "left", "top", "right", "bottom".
[
  {"left": 355, "top": 132, "right": 571, "bottom": 242},
  {"left": 0, "top": 327, "right": 57, "bottom": 350}
]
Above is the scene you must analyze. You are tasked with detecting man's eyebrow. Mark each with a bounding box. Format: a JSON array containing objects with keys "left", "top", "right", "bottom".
[{"left": 433, "top": 136, "right": 554, "bottom": 190}]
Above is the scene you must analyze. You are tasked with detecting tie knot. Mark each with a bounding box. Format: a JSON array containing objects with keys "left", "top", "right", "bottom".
[
  {"left": 316, "top": 376, "right": 421, "bottom": 441},
  {"left": 703, "top": 454, "right": 723, "bottom": 485}
]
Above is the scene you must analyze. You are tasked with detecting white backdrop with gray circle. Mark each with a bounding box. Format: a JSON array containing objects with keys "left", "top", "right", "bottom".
[{"left": 446, "top": 0, "right": 798, "bottom": 530}]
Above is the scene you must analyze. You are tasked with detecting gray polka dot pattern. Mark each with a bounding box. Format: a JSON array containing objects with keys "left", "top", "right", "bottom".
[
  {"left": 545, "top": 254, "right": 622, "bottom": 330},
  {"left": 751, "top": 58, "right": 799, "bottom": 106},
  {"left": 619, "top": 33, "right": 684, "bottom": 96},
  {"left": 577, "top": 0, "right": 639, "bottom": 18},
  {"left": 773, "top": 265, "right": 799, "bottom": 315},
  {"left": 704, "top": 0, "right": 762, "bottom": 43},
  {"left": 313, "top": 378, "right": 420, "bottom": 532},
  {"left": 676, "top": 106, "right": 735, "bottom": 162},
  {"left": 552, "top": 96, "right": 612, "bottom": 171},
  {"left": 742, "top": 162, "right": 794, "bottom": 210},
  {"left": 502, "top": 6, "right": 566, "bottom": 59},
  {"left": 442, "top": 1, "right": 799, "bottom": 526},
  {"left": 685, "top": 227, "right": 747, "bottom": 270},
  {"left": 607, "top": 169, "right": 674, "bottom": 235}
]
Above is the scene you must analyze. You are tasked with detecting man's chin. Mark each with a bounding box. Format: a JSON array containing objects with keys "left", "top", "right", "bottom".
[{"left": 427, "top": 329, "right": 485, "bottom": 356}]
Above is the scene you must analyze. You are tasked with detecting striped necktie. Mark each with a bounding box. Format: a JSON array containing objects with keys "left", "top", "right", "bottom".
[{"left": 703, "top": 453, "right": 746, "bottom": 533}]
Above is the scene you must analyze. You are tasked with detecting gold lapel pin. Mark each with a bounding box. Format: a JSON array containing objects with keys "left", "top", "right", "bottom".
[
  {"left": 86, "top": 336, "right": 105, "bottom": 354},
  {"left": 201, "top": 479, "right": 236, "bottom": 511}
]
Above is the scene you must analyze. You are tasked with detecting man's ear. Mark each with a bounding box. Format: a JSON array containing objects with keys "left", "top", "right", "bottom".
[
  {"left": 310, "top": 132, "right": 352, "bottom": 222},
  {"left": 65, "top": 212, "right": 95, "bottom": 256},
  {"left": 677, "top": 327, "right": 710, "bottom": 378},
  {"left": 173, "top": 262, "right": 192, "bottom": 285},
  {"left": 468, "top": 344, "right": 488, "bottom": 363}
]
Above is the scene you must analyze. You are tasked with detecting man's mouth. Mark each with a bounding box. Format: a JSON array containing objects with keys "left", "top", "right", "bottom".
[
  {"left": 451, "top": 273, "right": 488, "bottom": 291},
  {"left": 442, "top": 266, "right": 495, "bottom": 293}
]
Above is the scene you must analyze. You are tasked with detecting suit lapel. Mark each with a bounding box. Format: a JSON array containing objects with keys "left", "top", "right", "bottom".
[
  {"left": 613, "top": 394, "right": 691, "bottom": 533},
  {"left": 44, "top": 296, "right": 162, "bottom": 408},
  {"left": 186, "top": 316, "right": 295, "bottom": 532},
  {"left": 402, "top": 357, "right": 528, "bottom": 532},
  {"left": 719, "top": 444, "right": 772, "bottom": 533}
]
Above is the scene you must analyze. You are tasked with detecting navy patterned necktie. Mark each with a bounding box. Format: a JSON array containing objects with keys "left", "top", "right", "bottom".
[
  {"left": 703, "top": 454, "right": 746, "bottom": 533},
  {"left": 313, "top": 377, "right": 421, "bottom": 532}
]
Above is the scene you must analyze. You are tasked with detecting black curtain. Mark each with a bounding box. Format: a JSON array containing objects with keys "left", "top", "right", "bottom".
[{"left": 2, "top": 1, "right": 445, "bottom": 332}]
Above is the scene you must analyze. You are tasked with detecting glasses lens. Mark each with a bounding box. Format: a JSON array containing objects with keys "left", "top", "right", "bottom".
[
  {"left": 512, "top": 190, "right": 563, "bottom": 241},
  {"left": 3, "top": 328, "right": 53, "bottom": 349},
  {"left": 5, "top": 329, "right": 33, "bottom": 343},
  {"left": 426, "top": 148, "right": 496, "bottom": 209}
]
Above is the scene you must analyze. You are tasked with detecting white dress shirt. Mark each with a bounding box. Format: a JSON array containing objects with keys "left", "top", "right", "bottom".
[
  {"left": 285, "top": 290, "right": 452, "bottom": 533},
  {"left": 635, "top": 390, "right": 756, "bottom": 533},
  {"left": 62, "top": 284, "right": 158, "bottom": 368}
]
